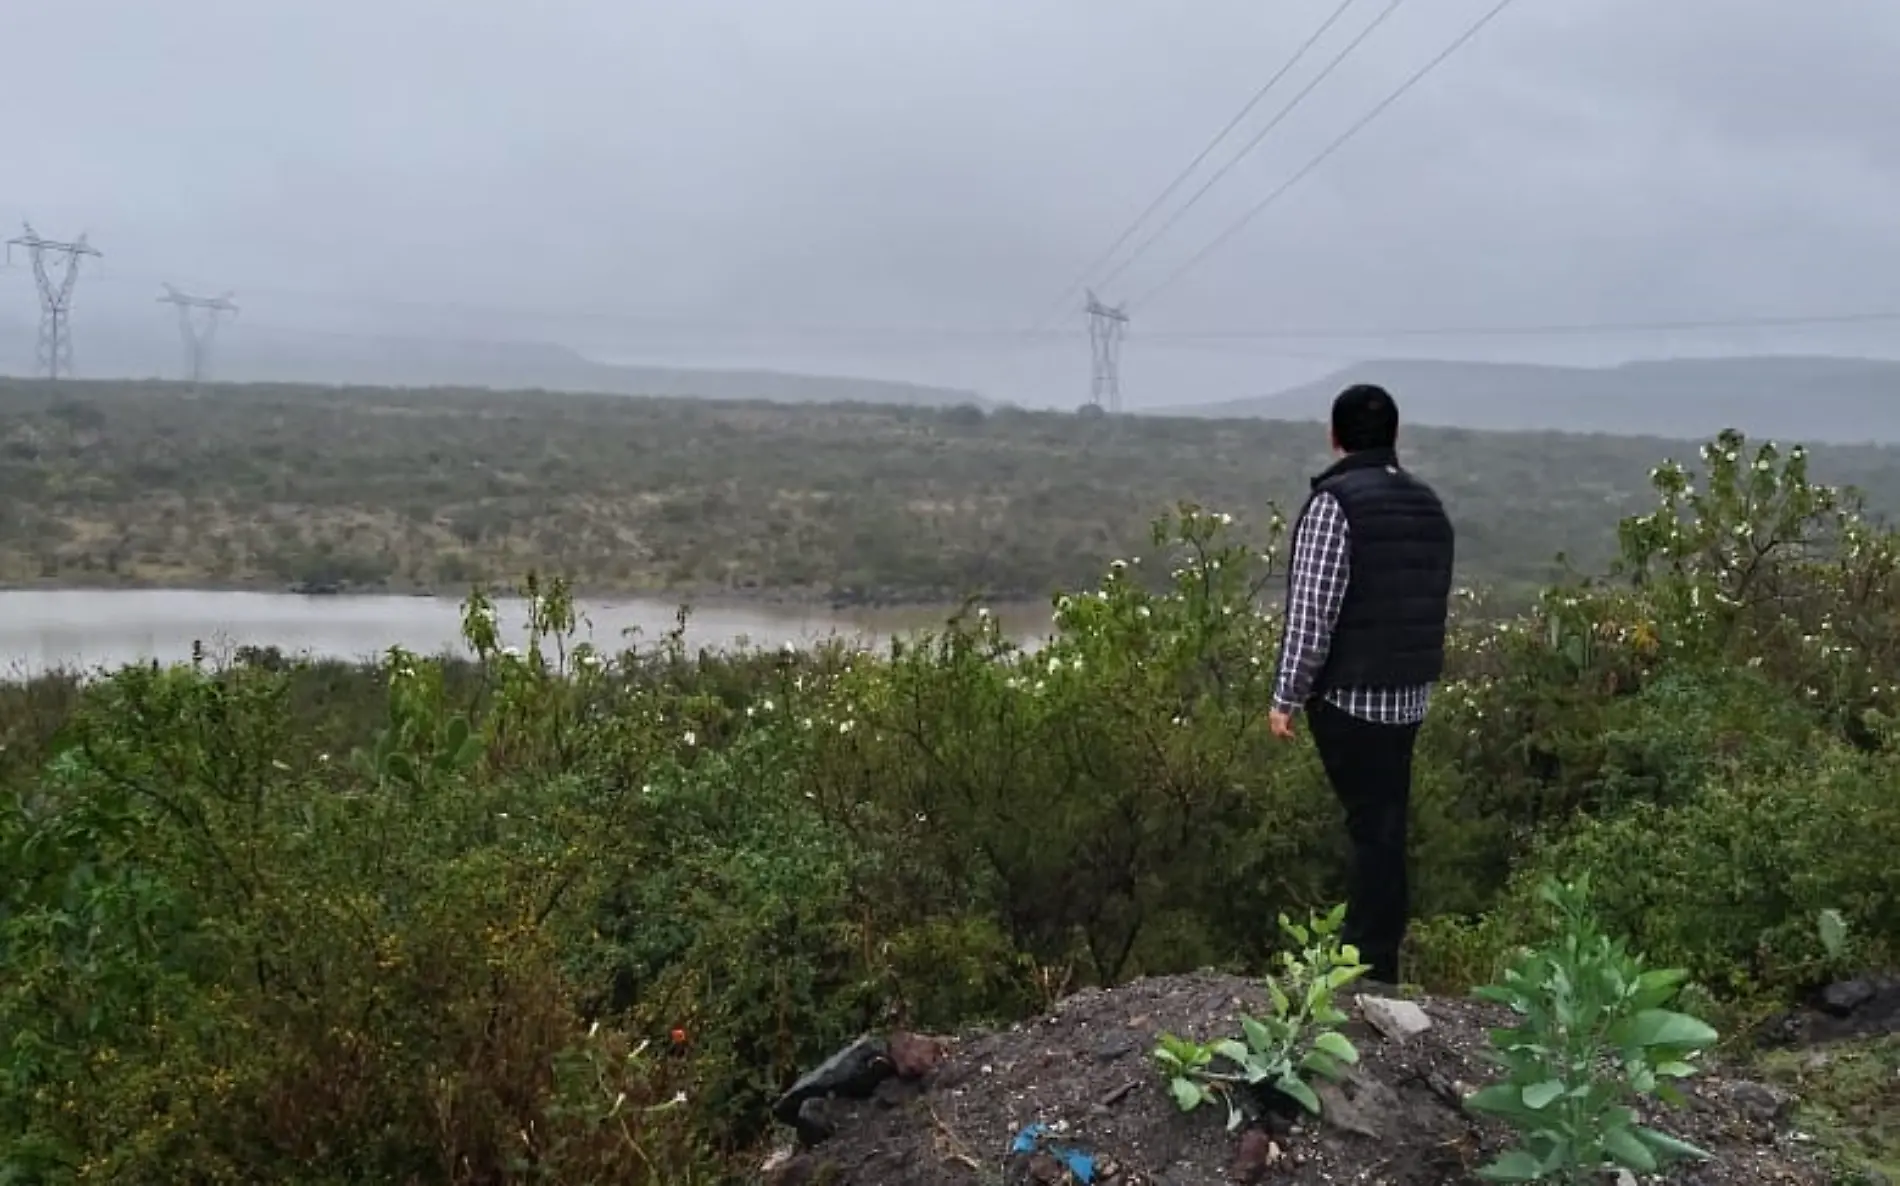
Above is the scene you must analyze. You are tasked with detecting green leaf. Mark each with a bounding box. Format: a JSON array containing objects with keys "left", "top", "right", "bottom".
[
  {"left": 1465, "top": 1083, "right": 1545, "bottom": 1123},
  {"left": 1521, "top": 1080, "right": 1565, "bottom": 1110},
  {"left": 1312, "top": 1030, "right": 1359, "bottom": 1065},
  {"left": 1473, "top": 1150, "right": 1546, "bottom": 1182},
  {"left": 1168, "top": 1077, "right": 1205, "bottom": 1112},
  {"left": 1613, "top": 1008, "right": 1718, "bottom": 1051},
  {"left": 1631, "top": 1125, "right": 1712, "bottom": 1163},
  {"left": 1299, "top": 1049, "right": 1342, "bottom": 1081},
  {"left": 1266, "top": 978, "right": 1291, "bottom": 1017},
  {"left": 1274, "top": 1071, "right": 1321, "bottom": 1114},
  {"left": 1817, "top": 908, "right": 1849, "bottom": 960},
  {"left": 383, "top": 750, "right": 419, "bottom": 788},
  {"left": 1212, "top": 1040, "right": 1250, "bottom": 1066},
  {"left": 1629, "top": 966, "right": 1691, "bottom": 1009},
  {"left": 1601, "top": 1125, "right": 1658, "bottom": 1172}
]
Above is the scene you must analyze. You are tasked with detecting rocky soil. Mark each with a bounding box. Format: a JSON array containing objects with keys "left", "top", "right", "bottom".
[{"left": 762, "top": 972, "right": 1900, "bottom": 1186}]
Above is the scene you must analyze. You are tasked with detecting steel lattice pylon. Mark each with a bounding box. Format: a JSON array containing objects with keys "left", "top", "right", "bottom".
[
  {"left": 158, "top": 284, "right": 240, "bottom": 383},
  {"left": 1085, "top": 290, "right": 1129, "bottom": 414},
  {"left": 6, "top": 222, "right": 102, "bottom": 380}
]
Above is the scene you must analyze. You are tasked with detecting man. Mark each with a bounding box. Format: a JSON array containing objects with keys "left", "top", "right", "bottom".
[{"left": 1268, "top": 383, "right": 1454, "bottom": 987}]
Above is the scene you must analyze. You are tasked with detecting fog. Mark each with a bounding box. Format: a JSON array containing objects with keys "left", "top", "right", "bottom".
[{"left": 4, "top": 0, "right": 1898, "bottom": 406}]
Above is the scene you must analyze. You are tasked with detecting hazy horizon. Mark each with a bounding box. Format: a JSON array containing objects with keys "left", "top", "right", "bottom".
[{"left": 5, "top": 0, "right": 1898, "bottom": 407}]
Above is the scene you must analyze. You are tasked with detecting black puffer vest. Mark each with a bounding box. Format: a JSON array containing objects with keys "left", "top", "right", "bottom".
[{"left": 1291, "top": 446, "right": 1455, "bottom": 693}]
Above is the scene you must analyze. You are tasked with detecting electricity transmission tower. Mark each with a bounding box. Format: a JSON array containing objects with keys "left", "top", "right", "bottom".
[
  {"left": 158, "top": 284, "right": 239, "bottom": 383},
  {"left": 5, "top": 222, "right": 102, "bottom": 380},
  {"left": 1085, "top": 290, "right": 1129, "bottom": 413}
]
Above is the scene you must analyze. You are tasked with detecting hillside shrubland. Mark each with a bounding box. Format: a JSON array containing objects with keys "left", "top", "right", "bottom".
[
  {"left": 1, "top": 429, "right": 1895, "bottom": 1183},
  {"left": 5, "top": 377, "right": 1900, "bottom": 603}
]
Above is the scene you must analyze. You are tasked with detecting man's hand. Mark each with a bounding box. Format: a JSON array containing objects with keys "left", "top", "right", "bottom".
[{"left": 1268, "top": 708, "right": 1296, "bottom": 740}]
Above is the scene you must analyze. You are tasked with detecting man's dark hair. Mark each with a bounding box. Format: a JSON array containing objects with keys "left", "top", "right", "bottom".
[{"left": 1331, "top": 383, "right": 1400, "bottom": 453}]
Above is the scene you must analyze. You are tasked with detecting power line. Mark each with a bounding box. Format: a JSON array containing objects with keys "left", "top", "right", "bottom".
[
  {"left": 219, "top": 307, "right": 1900, "bottom": 353},
  {"left": 1090, "top": 0, "right": 1406, "bottom": 296},
  {"left": 1024, "top": 0, "right": 1363, "bottom": 331},
  {"left": 1133, "top": 0, "right": 1523, "bottom": 311},
  {"left": 1138, "top": 309, "right": 1900, "bottom": 342}
]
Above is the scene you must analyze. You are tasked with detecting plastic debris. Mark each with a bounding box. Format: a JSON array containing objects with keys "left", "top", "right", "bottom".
[{"left": 1009, "top": 1122, "right": 1097, "bottom": 1183}]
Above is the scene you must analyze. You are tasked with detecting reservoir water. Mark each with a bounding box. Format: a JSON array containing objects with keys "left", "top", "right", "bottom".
[{"left": 0, "top": 589, "right": 1044, "bottom": 679}]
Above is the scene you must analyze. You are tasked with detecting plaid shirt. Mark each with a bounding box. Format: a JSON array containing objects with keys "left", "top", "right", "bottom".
[{"left": 1273, "top": 491, "right": 1432, "bottom": 725}]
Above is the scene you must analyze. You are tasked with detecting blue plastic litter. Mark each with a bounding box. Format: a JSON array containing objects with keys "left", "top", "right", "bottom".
[{"left": 1009, "top": 1122, "right": 1097, "bottom": 1183}]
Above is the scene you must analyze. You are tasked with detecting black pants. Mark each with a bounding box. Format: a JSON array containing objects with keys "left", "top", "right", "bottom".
[{"left": 1307, "top": 697, "right": 1419, "bottom": 984}]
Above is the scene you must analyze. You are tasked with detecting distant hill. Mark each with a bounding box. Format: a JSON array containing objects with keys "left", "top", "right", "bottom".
[
  {"left": 0, "top": 316, "right": 984, "bottom": 409},
  {"left": 1172, "top": 356, "right": 1900, "bottom": 445}
]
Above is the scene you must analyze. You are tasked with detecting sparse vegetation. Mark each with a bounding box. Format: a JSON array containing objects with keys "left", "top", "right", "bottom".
[
  {"left": 1, "top": 426, "right": 1896, "bottom": 1182},
  {"left": 5, "top": 377, "right": 1900, "bottom": 603},
  {"left": 1154, "top": 904, "right": 1367, "bottom": 1125}
]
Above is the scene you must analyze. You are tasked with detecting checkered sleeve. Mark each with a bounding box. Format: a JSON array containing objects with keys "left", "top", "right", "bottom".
[{"left": 1273, "top": 492, "right": 1350, "bottom": 714}]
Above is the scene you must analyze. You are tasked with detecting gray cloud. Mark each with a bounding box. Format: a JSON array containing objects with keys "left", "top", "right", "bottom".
[{"left": 3, "top": 0, "right": 1897, "bottom": 405}]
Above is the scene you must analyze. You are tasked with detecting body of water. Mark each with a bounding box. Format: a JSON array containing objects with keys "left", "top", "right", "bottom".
[{"left": 0, "top": 589, "right": 1046, "bottom": 678}]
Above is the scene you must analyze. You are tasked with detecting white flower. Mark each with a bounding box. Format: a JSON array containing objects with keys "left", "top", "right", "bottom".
[
  {"left": 839, "top": 719, "right": 856, "bottom": 735},
  {"left": 682, "top": 730, "right": 697, "bottom": 747}
]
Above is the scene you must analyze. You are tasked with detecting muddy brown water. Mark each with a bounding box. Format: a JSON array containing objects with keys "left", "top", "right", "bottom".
[{"left": 0, "top": 589, "right": 1048, "bottom": 679}]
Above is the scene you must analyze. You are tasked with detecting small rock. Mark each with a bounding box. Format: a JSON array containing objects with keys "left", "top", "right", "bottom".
[
  {"left": 1094, "top": 1032, "right": 1140, "bottom": 1062},
  {"left": 872, "top": 1077, "right": 919, "bottom": 1109},
  {"left": 1726, "top": 1079, "right": 1794, "bottom": 1126},
  {"left": 1819, "top": 978, "right": 1877, "bottom": 1017},
  {"left": 1358, "top": 995, "right": 1433, "bottom": 1041},
  {"left": 1231, "top": 1129, "right": 1281, "bottom": 1183},
  {"left": 889, "top": 1031, "right": 949, "bottom": 1079},
  {"left": 761, "top": 1149, "right": 832, "bottom": 1186},
  {"left": 1613, "top": 1170, "right": 1637, "bottom": 1186},
  {"left": 1311, "top": 1068, "right": 1402, "bottom": 1140},
  {"left": 793, "top": 1096, "right": 838, "bottom": 1147}
]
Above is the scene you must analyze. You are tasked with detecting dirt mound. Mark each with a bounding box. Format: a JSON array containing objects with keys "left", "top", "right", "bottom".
[{"left": 766, "top": 972, "right": 1829, "bottom": 1186}]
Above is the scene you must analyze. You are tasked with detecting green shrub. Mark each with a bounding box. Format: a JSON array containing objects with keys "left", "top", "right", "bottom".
[
  {"left": 1466, "top": 877, "right": 1717, "bottom": 1183},
  {"left": 3, "top": 430, "right": 1899, "bottom": 1181}
]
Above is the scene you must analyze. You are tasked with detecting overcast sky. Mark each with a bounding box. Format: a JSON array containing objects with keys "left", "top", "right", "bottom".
[{"left": 3, "top": 0, "right": 1897, "bottom": 406}]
